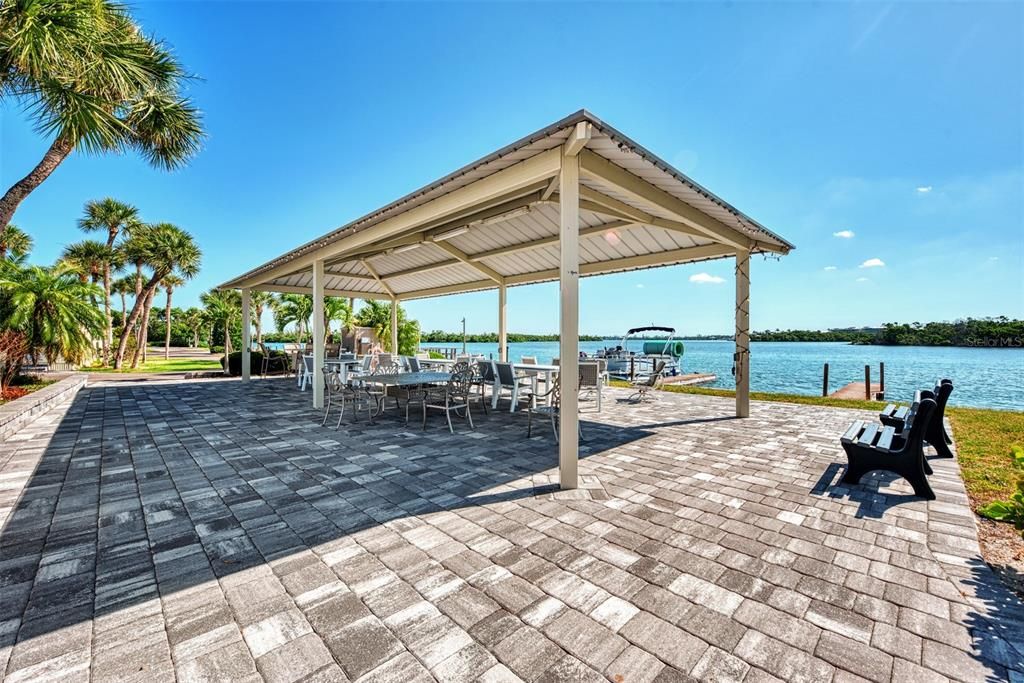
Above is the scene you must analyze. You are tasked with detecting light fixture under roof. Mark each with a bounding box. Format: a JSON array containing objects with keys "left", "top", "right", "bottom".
[
  {"left": 389, "top": 243, "right": 421, "bottom": 255},
  {"left": 432, "top": 225, "right": 470, "bottom": 242},
  {"left": 475, "top": 205, "right": 532, "bottom": 226}
]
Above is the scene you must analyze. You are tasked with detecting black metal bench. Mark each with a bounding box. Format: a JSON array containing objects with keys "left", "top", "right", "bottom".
[
  {"left": 879, "top": 379, "right": 953, "bottom": 459},
  {"left": 841, "top": 396, "right": 938, "bottom": 500}
]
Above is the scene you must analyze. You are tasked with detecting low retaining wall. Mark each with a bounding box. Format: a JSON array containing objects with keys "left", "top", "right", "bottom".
[{"left": 0, "top": 373, "right": 88, "bottom": 441}]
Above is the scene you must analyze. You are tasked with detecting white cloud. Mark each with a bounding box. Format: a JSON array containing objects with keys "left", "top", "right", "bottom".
[
  {"left": 689, "top": 272, "right": 725, "bottom": 284},
  {"left": 988, "top": 256, "right": 999, "bottom": 262},
  {"left": 856, "top": 277, "right": 870, "bottom": 282},
  {"left": 859, "top": 258, "right": 885, "bottom": 268},
  {"left": 823, "top": 266, "right": 838, "bottom": 271},
  {"left": 916, "top": 185, "right": 933, "bottom": 193},
  {"left": 635, "top": 284, "right": 645, "bottom": 289},
  {"left": 832, "top": 230, "right": 855, "bottom": 239}
]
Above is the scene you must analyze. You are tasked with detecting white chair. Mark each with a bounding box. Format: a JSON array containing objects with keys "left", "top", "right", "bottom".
[
  {"left": 299, "top": 354, "right": 315, "bottom": 391},
  {"left": 492, "top": 361, "right": 532, "bottom": 412}
]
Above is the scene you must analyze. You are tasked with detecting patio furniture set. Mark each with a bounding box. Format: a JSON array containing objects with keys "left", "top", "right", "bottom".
[
  {"left": 840, "top": 378, "right": 954, "bottom": 500},
  {"left": 262, "top": 348, "right": 608, "bottom": 438}
]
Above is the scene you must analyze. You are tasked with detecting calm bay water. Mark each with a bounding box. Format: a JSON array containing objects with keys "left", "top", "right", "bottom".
[{"left": 426, "top": 340, "right": 1024, "bottom": 411}]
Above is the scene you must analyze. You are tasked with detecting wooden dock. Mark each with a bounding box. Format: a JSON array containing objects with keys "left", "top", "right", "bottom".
[{"left": 830, "top": 382, "right": 884, "bottom": 401}]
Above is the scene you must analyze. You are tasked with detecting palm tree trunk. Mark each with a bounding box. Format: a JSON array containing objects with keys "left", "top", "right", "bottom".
[
  {"left": 0, "top": 138, "right": 74, "bottom": 229},
  {"left": 114, "top": 276, "right": 161, "bottom": 369},
  {"left": 164, "top": 288, "right": 173, "bottom": 360},
  {"left": 132, "top": 289, "right": 155, "bottom": 369},
  {"left": 101, "top": 264, "right": 112, "bottom": 365},
  {"left": 255, "top": 307, "right": 263, "bottom": 346}
]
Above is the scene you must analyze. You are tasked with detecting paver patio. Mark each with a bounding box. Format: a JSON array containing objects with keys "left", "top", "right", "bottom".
[{"left": 1, "top": 377, "right": 1022, "bottom": 682}]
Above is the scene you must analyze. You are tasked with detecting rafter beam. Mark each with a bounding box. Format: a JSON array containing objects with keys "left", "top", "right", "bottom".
[
  {"left": 540, "top": 176, "right": 559, "bottom": 201},
  {"left": 360, "top": 259, "right": 395, "bottom": 297},
  {"left": 432, "top": 241, "right": 504, "bottom": 284},
  {"left": 563, "top": 121, "right": 592, "bottom": 157},
  {"left": 579, "top": 149, "right": 752, "bottom": 249}
]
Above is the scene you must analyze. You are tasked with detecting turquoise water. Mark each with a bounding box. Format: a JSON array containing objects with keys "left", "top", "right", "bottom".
[{"left": 422, "top": 340, "right": 1023, "bottom": 411}]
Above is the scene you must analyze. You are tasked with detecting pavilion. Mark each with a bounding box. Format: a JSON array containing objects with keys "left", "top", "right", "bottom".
[{"left": 220, "top": 110, "right": 794, "bottom": 489}]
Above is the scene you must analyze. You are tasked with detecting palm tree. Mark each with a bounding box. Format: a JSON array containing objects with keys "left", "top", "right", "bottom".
[
  {"left": 59, "top": 241, "right": 110, "bottom": 309},
  {"left": 0, "top": 263, "right": 104, "bottom": 366},
  {"left": 113, "top": 224, "right": 201, "bottom": 369},
  {"left": 201, "top": 289, "right": 240, "bottom": 374},
  {"left": 78, "top": 199, "right": 139, "bottom": 365},
  {"left": 161, "top": 274, "right": 184, "bottom": 359},
  {"left": 273, "top": 294, "right": 313, "bottom": 342},
  {"left": 354, "top": 300, "right": 419, "bottom": 354},
  {"left": 0, "top": 224, "right": 33, "bottom": 260},
  {"left": 250, "top": 291, "right": 276, "bottom": 347},
  {"left": 111, "top": 275, "right": 135, "bottom": 329},
  {"left": 179, "top": 307, "right": 206, "bottom": 348},
  {"left": 355, "top": 300, "right": 392, "bottom": 350},
  {"left": 0, "top": 1, "right": 205, "bottom": 228},
  {"left": 323, "top": 297, "right": 352, "bottom": 344}
]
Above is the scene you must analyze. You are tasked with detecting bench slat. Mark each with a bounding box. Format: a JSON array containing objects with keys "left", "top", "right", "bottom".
[
  {"left": 880, "top": 404, "right": 897, "bottom": 418},
  {"left": 842, "top": 421, "right": 864, "bottom": 442},
  {"left": 859, "top": 422, "right": 880, "bottom": 446},
  {"left": 894, "top": 406, "right": 909, "bottom": 420},
  {"left": 876, "top": 426, "right": 896, "bottom": 451}
]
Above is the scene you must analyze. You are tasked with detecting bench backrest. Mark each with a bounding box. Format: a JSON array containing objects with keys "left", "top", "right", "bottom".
[
  {"left": 932, "top": 380, "right": 953, "bottom": 419},
  {"left": 900, "top": 397, "right": 936, "bottom": 453}
]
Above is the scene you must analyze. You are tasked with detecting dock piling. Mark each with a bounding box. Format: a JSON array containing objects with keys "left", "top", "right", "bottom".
[
  {"left": 880, "top": 362, "right": 885, "bottom": 394},
  {"left": 864, "top": 365, "right": 871, "bottom": 400},
  {"left": 822, "top": 363, "right": 829, "bottom": 397}
]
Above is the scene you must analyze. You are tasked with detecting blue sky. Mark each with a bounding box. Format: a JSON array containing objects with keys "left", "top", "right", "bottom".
[{"left": 2, "top": 1, "right": 1021, "bottom": 335}]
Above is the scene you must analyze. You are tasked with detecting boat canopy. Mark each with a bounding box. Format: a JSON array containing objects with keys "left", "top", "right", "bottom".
[{"left": 626, "top": 326, "right": 675, "bottom": 335}]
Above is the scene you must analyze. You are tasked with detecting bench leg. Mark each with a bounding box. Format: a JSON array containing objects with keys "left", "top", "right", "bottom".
[
  {"left": 929, "top": 435, "right": 954, "bottom": 459},
  {"left": 902, "top": 467, "right": 936, "bottom": 500}
]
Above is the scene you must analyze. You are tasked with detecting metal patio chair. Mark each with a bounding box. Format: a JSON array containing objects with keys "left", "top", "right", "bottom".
[
  {"left": 322, "top": 367, "right": 374, "bottom": 427},
  {"left": 421, "top": 363, "right": 476, "bottom": 433},
  {"left": 527, "top": 376, "right": 584, "bottom": 443},
  {"left": 259, "top": 342, "right": 289, "bottom": 378}
]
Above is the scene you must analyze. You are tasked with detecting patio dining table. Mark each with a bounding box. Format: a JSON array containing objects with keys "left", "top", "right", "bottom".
[{"left": 358, "top": 371, "right": 452, "bottom": 417}]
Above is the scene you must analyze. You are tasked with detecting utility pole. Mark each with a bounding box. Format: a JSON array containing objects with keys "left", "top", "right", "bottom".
[{"left": 461, "top": 317, "right": 467, "bottom": 354}]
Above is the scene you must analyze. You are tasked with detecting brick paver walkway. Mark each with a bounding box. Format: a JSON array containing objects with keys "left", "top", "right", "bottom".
[{"left": 1, "top": 378, "right": 1021, "bottom": 682}]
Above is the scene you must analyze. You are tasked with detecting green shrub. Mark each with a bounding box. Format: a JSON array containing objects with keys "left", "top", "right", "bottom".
[
  {"left": 428, "top": 350, "right": 444, "bottom": 359},
  {"left": 220, "top": 350, "right": 288, "bottom": 377},
  {"left": 978, "top": 445, "right": 1024, "bottom": 534},
  {"left": 210, "top": 345, "right": 224, "bottom": 354}
]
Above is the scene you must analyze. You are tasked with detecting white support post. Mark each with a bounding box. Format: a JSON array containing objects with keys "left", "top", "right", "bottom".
[
  {"left": 498, "top": 284, "right": 507, "bottom": 361},
  {"left": 735, "top": 248, "right": 751, "bottom": 418},
  {"left": 558, "top": 144, "right": 582, "bottom": 490},
  {"left": 390, "top": 297, "right": 399, "bottom": 353},
  {"left": 241, "top": 288, "right": 251, "bottom": 382},
  {"left": 312, "top": 260, "right": 325, "bottom": 409}
]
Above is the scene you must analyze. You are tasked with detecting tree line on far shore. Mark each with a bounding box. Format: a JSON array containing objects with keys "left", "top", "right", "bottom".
[
  {"left": 421, "top": 317, "right": 1024, "bottom": 348},
  {"left": 754, "top": 317, "right": 1023, "bottom": 347}
]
